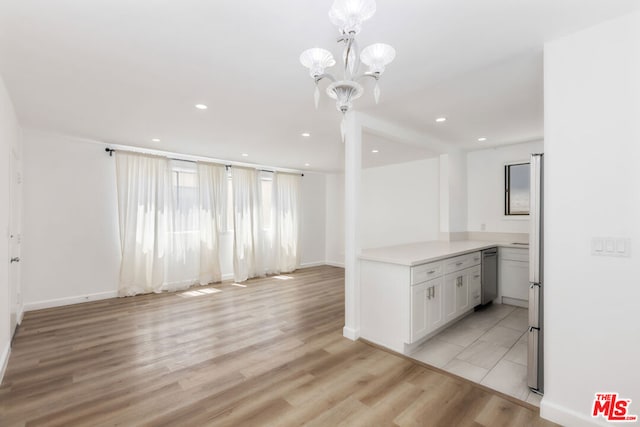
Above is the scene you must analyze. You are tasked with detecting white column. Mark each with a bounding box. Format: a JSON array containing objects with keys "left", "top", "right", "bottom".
[{"left": 343, "top": 111, "right": 361, "bottom": 340}]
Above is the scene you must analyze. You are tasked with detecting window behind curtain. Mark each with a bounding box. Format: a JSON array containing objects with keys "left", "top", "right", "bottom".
[{"left": 224, "top": 172, "right": 274, "bottom": 232}]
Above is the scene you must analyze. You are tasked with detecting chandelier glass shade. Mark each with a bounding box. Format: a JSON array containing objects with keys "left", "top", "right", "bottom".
[
  {"left": 328, "top": 0, "right": 376, "bottom": 35},
  {"left": 300, "top": 0, "right": 395, "bottom": 116}
]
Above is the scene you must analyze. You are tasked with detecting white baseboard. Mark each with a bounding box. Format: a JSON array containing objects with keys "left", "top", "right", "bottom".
[
  {"left": 541, "top": 398, "right": 606, "bottom": 427},
  {"left": 17, "top": 304, "right": 24, "bottom": 325},
  {"left": 0, "top": 342, "right": 10, "bottom": 386},
  {"left": 326, "top": 261, "right": 345, "bottom": 268},
  {"left": 299, "top": 261, "right": 326, "bottom": 268},
  {"left": 343, "top": 326, "right": 360, "bottom": 341},
  {"left": 24, "top": 291, "right": 118, "bottom": 312}
]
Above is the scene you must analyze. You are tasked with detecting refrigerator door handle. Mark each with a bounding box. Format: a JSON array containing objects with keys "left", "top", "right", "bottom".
[
  {"left": 527, "top": 327, "right": 540, "bottom": 390},
  {"left": 529, "top": 154, "right": 543, "bottom": 284},
  {"left": 529, "top": 282, "right": 540, "bottom": 328}
]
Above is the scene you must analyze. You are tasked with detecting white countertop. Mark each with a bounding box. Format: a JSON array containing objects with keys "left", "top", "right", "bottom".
[{"left": 359, "top": 240, "right": 529, "bottom": 266}]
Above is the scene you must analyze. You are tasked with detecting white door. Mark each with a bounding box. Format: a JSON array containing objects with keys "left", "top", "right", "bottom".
[{"left": 8, "top": 145, "right": 22, "bottom": 337}]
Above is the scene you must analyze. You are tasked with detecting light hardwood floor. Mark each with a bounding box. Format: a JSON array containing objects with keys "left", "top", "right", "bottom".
[{"left": 0, "top": 266, "right": 557, "bottom": 426}]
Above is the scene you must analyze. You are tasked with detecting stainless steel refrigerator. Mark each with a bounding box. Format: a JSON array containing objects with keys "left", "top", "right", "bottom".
[{"left": 528, "top": 153, "right": 544, "bottom": 393}]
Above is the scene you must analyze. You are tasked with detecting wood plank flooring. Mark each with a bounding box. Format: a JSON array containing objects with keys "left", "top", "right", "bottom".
[{"left": 0, "top": 266, "right": 557, "bottom": 426}]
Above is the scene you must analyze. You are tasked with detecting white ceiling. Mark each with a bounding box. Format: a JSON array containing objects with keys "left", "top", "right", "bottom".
[{"left": 0, "top": 0, "right": 638, "bottom": 172}]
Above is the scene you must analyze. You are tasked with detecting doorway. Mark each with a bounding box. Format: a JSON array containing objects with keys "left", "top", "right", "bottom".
[{"left": 8, "top": 144, "right": 22, "bottom": 338}]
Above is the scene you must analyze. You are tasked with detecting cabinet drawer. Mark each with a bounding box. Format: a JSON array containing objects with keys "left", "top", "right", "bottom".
[
  {"left": 444, "top": 251, "right": 481, "bottom": 274},
  {"left": 500, "top": 248, "right": 529, "bottom": 262},
  {"left": 411, "top": 261, "right": 443, "bottom": 284}
]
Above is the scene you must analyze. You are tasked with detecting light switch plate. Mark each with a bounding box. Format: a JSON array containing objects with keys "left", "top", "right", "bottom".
[{"left": 592, "top": 237, "right": 631, "bottom": 257}]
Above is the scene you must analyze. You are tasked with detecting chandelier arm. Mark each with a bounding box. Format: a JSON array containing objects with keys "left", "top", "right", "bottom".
[
  {"left": 314, "top": 73, "right": 337, "bottom": 84},
  {"left": 351, "top": 38, "right": 362, "bottom": 76},
  {"left": 354, "top": 72, "right": 380, "bottom": 82},
  {"left": 342, "top": 36, "right": 356, "bottom": 79}
]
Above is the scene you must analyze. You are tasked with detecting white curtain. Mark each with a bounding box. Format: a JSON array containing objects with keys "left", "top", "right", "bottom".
[
  {"left": 274, "top": 173, "right": 301, "bottom": 273},
  {"left": 198, "top": 162, "right": 226, "bottom": 285},
  {"left": 231, "top": 169, "right": 302, "bottom": 282},
  {"left": 116, "top": 153, "right": 226, "bottom": 296},
  {"left": 116, "top": 151, "right": 301, "bottom": 291},
  {"left": 164, "top": 160, "right": 200, "bottom": 290},
  {"left": 115, "top": 152, "right": 172, "bottom": 296},
  {"left": 231, "top": 167, "right": 265, "bottom": 282}
]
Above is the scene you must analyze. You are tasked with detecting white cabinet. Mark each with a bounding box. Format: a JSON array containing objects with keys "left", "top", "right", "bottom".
[
  {"left": 360, "top": 249, "right": 482, "bottom": 353},
  {"left": 468, "top": 265, "right": 482, "bottom": 307},
  {"left": 444, "top": 264, "right": 480, "bottom": 323},
  {"left": 427, "top": 277, "right": 444, "bottom": 332},
  {"left": 410, "top": 277, "right": 444, "bottom": 343},
  {"left": 499, "top": 248, "right": 529, "bottom": 307},
  {"left": 443, "top": 273, "right": 458, "bottom": 323}
]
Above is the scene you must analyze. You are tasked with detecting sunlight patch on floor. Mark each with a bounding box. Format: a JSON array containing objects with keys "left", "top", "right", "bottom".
[{"left": 178, "top": 288, "right": 222, "bottom": 298}]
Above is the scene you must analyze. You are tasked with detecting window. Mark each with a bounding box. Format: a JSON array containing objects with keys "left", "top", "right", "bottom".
[
  {"left": 224, "top": 172, "right": 274, "bottom": 232},
  {"left": 505, "top": 162, "right": 530, "bottom": 216},
  {"left": 226, "top": 176, "right": 233, "bottom": 232},
  {"left": 172, "top": 165, "right": 199, "bottom": 234},
  {"left": 261, "top": 176, "right": 273, "bottom": 230}
]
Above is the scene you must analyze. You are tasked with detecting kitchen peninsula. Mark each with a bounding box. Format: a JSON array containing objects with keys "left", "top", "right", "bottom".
[{"left": 359, "top": 240, "right": 528, "bottom": 354}]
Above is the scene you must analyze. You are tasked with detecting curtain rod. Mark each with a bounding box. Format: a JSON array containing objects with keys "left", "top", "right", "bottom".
[{"left": 104, "top": 147, "right": 304, "bottom": 177}]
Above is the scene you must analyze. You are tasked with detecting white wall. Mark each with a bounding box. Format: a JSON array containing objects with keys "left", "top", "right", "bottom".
[
  {"left": 325, "top": 173, "right": 345, "bottom": 266},
  {"left": 299, "top": 172, "right": 326, "bottom": 267},
  {"left": 360, "top": 158, "right": 440, "bottom": 248},
  {"left": 22, "top": 130, "right": 122, "bottom": 308},
  {"left": 439, "top": 151, "right": 467, "bottom": 235},
  {"left": 21, "top": 130, "right": 328, "bottom": 309},
  {"left": 467, "top": 140, "right": 543, "bottom": 233},
  {"left": 0, "top": 74, "right": 21, "bottom": 381},
  {"left": 542, "top": 11, "right": 640, "bottom": 427}
]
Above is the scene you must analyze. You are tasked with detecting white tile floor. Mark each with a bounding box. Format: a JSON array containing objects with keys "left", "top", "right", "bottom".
[{"left": 409, "top": 304, "right": 543, "bottom": 406}]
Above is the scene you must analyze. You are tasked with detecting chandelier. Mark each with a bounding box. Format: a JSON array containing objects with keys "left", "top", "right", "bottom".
[{"left": 300, "top": 0, "right": 395, "bottom": 123}]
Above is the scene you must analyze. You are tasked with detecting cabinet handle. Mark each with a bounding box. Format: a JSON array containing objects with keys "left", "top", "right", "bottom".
[
  {"left": 427, "top": 270, "right": 436, "bottom": 274},
  {"left": 456, "top": 262, "right": 463, "bottom": 266},
  {"left": 474, "top": 275, "right": 480, "bottom": 279}
]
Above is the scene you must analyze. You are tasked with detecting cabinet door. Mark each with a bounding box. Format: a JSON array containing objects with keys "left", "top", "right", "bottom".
[
  {"left": 444, "top": 273, "right": 458, "bottom": 323},
  {"left": 468, "top": 265, "right": 482, "bottom": 307},
  {"left": 427, "top": 277, "right": 444, "bottom": 332},
  {"left": 456, "top": 272, "right": 470, "bottom": 314},
  {"left": 501, "top": 260, "right": 529, "bottom": 301},
  {"left": 410, "top": 282, "right": 429, "bottom": 343}
]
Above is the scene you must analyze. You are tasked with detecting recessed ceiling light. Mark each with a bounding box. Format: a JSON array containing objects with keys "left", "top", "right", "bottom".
[
  {"left": 301, "top": 132, "right": 311, "bottom": 137},
  {"left": 195, "top": 104, "right": 208, "bottom": 110},
  {"left": 151, "top": 138, "right": 161, "bottom": 142},
  {"left": 304, "top": 163, "right": 310, "bottom": 167},
  {"left": 372, "top": 149, "right": 379, "bottom": 153},
  {"left": 435, "top": 117, "right": 447, "bottom": 123},
  {"left": 241, "top": 153, "right": 249, "bottom": 157},
  {"left": 477, "top": 137, "right": 487, "bottom": 142}
]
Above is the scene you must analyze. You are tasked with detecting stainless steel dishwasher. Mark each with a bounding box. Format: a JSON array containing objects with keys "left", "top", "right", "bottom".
[{"left": 481, "top": 248, "right": 498, "bottom": 305}]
